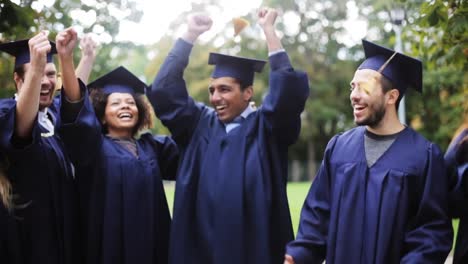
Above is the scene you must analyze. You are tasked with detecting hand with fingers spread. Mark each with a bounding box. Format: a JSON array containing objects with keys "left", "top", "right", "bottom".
[{"left": 182, "top": 13, "right": 213, "bottom": 43}]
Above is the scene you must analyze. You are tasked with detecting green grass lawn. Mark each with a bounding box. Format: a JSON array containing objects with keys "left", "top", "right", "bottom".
[
  {"left": 286, "top": 182, "right": 311, "bottom": 233},
  {"left": 164, "top": 181, "right": 459, "bottom": 250}
]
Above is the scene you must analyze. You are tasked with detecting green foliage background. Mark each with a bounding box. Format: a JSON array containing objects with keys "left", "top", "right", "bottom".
[{"left": 0, "top": 0, "right": 466, "bottom": 179}]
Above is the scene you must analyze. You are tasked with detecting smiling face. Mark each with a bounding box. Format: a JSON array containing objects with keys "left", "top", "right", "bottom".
[
  {"left": 15, "top": 62, "right": 57, "bottom": 111},
  {"left": 349, "top": 69, "right": 388, "bottom": 128},
  {"left": 209, "top": 77, "right": 252, "bottom": 123},
  {"left": 102, "top": 92, "right": 139, "bottom": 138}
]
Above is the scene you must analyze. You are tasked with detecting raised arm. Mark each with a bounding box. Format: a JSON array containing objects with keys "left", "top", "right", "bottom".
[
  {"left": 56, "top": 27, "right": 80, "bottom": 102},
  {"left": 257, "top": 8, "right": 283, "bottom": 53},
  {"left": 149, "top": 14, "right": 212, "bottom": 144},
  {"left": 15, "top": 31, "right": 51, "bottom": 138},
  {"left": 75, "top": 34, "right": 97, "bottom": 84},
  {"left": 181, "top": 14, "right": 213, "bottom": 44},
  {"left": 57, "top": 28, "right": 101, "bottom": 166},
  {"left": 257, "top": 8, "right": 309, "bottom": 145}
]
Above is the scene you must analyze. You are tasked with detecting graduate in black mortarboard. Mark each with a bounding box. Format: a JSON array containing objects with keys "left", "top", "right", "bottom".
[
  {"left": 58, "top": 55, "right": 178, "bottom": 263},
  {"left": 0, "top": 30, "right": 80, "bottom": 264},
  {"left": 150, "top": 7, "right": 310, "bottom": 264},
  {"left": 285, "top": 40, "right": 453, "bottom": 264}
]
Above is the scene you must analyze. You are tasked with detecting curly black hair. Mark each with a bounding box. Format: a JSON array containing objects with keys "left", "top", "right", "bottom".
[{"left": 89, "top": 88, "right": 154, "bottom": 137}]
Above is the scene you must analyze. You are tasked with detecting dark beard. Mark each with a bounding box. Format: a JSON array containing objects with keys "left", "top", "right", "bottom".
[{"left": 355, "top": 104, "right": 386, "bottom": 127}]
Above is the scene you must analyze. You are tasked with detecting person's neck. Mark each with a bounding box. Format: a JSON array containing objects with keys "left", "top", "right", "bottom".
[
  {"left": 223, "top": 103, "right": 251, "bottom": 124},
  {"left": 366, "top": 111, "right": 405, "bottom": 135},
  {"left": 107, "top": 130, "right": 133, "bottom": 140}
]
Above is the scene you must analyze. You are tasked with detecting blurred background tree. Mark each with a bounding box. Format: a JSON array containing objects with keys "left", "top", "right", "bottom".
[
  {"left": 0, "top": 0, "right": 465, "bottom": 181},
  {"left": 0, "top": 0, "right": 144, "bottom": 95}
]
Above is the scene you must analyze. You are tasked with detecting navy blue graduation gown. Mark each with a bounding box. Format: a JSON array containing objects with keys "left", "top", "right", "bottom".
[
  {"left": 286, "top": 126, "right": 453, "bottom": 264},
  {"left": 0, "top": 202, "right": 22, "bottom": 263},
  {"left": 0, "top": 149, "right": 21, "bottom": 263},
  {"left": 446, "top": 129, "right": 468, "bottom": 264},
  {"left": 0, "top": 97, "right": 79, "bottom": 264},
  {"left": 59, "top": 87, "right": 178, "bottom": 264},
  {"left": 150, "top": 39, "right": 310, "bottom": 264}
]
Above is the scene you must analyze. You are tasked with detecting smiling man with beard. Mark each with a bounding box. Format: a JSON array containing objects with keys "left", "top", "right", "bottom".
[
  {"left": 284, "top": 40, "right": 453, "bottom": 264},
  {"left": 0, "top": 30, "right": 80, "bottom": 264}
]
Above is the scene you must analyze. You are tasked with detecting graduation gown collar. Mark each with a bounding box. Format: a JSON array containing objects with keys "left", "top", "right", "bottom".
[
  {"left": 356, "top": 126, "right": 410, "bottom": 168},
  {"left": 223, "top": 104, "right": 256, "bottom": 133}
]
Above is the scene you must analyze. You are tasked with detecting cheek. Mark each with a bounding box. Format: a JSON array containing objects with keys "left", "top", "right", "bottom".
[
  {"left": 104, "top": 106, "right": 114, "bottom": 118},
  {"left": 43, "top": 76, "right": 53, "bottom": 83},
  {"left": 360, "top": 77, "right": 381, "bottom": 95},
  {"left": 132, "top": 106, "right": 139, "bottom": 117},
  {"left": 360, "top": 82, "right": 374, "bottom": 95}
]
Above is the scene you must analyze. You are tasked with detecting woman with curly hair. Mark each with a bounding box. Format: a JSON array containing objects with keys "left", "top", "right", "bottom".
[{"left": 58, "top": 33, "right": 178, "bottom": 263}]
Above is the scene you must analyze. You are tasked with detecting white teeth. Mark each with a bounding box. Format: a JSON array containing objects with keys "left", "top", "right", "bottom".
[
  {"left": 354, "top": 105, "right": 365, "bottom": 110},
  {"left": 118, "top": 113, "right": 132, "bottom": 118},
  {"left": 216, "top": 105, "right": 226, "bottom": 110}
]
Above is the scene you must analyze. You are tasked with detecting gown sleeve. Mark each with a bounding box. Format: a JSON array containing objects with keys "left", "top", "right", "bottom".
[
  {"left": 149, "top": 39, "right": 203, "bottom": 146},
  {"left": 0, "top": 99, "right": 41, "bottom": 151},
  {"left": 152, "top": 135, "right": 179, "bottom": 181},
  {"left": 401, "top": 143, "right": 453, "bottom": 263},
  {"left": 260, "top": 52, "right": 309, "bottom": 146},
  {"left": 286, "top": 135, "right": 339, "bottom": 263},
  {"left": 59, "top": 80, "right": 102, "bottom": 166}
]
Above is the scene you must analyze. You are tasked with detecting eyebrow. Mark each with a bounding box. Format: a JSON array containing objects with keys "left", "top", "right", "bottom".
[
  {"left": 220, "top": 84, "right": 231, "bottom": 88},
  {"left": 208, "top": 84, "right": 232, "bottom": 90}
]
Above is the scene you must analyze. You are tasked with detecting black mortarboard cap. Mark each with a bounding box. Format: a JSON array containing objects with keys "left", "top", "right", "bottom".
[
  {"left": 208, "top": 53, "right": 266, "bottom": 86},
  {"left": 358, "top": 39, "right": 422, "bottom": 94},
  {"left": 87, "top": 66, "right": 147, "bottom": 95},
  {"left": 0, "top": 39, "right": 57, "bottom": 67}
]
